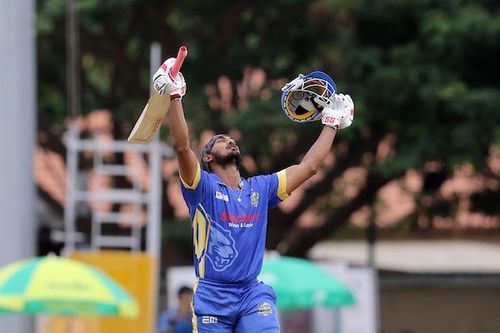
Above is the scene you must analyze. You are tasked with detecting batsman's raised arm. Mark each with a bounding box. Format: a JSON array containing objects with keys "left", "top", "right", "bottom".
[
  {"left": 280, "top": 71, "right": 355, "bottom": 195},
  {"left": 168, "top": 100, "right": 199, "bottom": 187},
  {"left": 285, "top": 126, "right": 337, "bottom": 194},
  {"left": 153, "top": 58, "right": 199, "bottom": 187}
]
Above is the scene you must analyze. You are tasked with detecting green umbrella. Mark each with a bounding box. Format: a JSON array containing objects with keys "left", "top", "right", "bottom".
[
  {"left": 259, "top": 256, "right": 355, "bottom": 309},
  {"left": 0, "top": 307, "right": 12, "bottom": 314},
  {"left": 0, "top": 255, "right": 138, "bottom": 317}
]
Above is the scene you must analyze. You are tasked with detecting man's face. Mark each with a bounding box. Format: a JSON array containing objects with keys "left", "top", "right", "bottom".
[
  {"left": 179, "top": 292, "right": 193, "bottom": 308},
  {"left": 206, "top": 135, "right": 242, "bottom": 168}
]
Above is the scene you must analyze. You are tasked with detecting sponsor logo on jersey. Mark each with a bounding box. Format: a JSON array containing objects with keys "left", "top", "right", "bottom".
[
  {"left": 201, "top": 316, "right": 218, "bottom": 324},
  {"left": 215, "top": 191, "right": 229, "bottom": 202},
  {"left": 258, "top": 302, "right": 273, "bottom": 316},
  {"left": 220, "top": 211, "right": 259, "bottom": 223}
]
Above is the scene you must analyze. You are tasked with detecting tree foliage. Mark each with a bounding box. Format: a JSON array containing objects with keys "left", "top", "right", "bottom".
[{"left": 37, "top": 0, "right": 500, "bottom": 258}]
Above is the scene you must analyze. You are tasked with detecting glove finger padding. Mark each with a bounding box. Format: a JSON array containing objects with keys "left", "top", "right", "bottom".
[
  {"left": 320, "top": 93, "right": 355, "bottom": 129},
  {"left": 337, "top": 93, "right": 354, "bottom": 129},
  {"left": 152, "top": 57, "right": 187, "bottom": 99}
]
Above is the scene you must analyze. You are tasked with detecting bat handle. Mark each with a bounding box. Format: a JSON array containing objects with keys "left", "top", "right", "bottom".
[{"left": 170, "top": 46, "right": 188, "bottom": 79}]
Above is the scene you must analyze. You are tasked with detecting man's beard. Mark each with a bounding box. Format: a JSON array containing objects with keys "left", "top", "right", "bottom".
[{"left": 212, "top": 150, "right": 242, "bottom": 170}]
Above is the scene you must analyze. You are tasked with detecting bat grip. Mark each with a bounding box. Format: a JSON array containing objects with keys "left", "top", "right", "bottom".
[{"left": 170, "top": 46, "right": 188, "bottom": 79}]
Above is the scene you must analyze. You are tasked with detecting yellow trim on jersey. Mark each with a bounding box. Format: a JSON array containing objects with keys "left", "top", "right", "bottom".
[
  {"left": 277, "top": 169, "right": 290, "bottom": 200},
  {"left": 199, "top": 256, "right": 206, "bottom": 278},
  {"left": 193, "top": 277, "right": 199, "bottom": 293},
  {"left": 192, "top": 308, "right": 198, "bottom": 333},
  {"left": 191, "top": 278, "right": 199, "bottom": 333},
  {"left": 180, "top": 163, "right": 201, "bottom": 189},
  {"left": 193, "top": 206, "right": 211, "bottom": 278}
]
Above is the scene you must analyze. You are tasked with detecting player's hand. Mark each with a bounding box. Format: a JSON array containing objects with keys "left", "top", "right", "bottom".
[
  {"left": 152, "top": 57, "right": 186, "bottom": 100},
  {"left": 321, "top": 107, "right": 345, "bottom": 129},
  {"left": 335, "top": 93, "right": 354, "bottom": 129},
  {"left": 321, "top": 94, "right": 354, "bottom": 129}
]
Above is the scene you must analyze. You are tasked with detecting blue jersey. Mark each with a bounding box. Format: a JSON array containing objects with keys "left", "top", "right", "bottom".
[{"left": 180, "top": 164, "right": 289, "bottom": 284}]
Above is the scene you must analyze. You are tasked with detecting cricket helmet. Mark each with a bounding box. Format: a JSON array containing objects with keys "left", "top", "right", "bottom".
[{"left": 280, "top": 71, "right": 336, "bottom": 122}]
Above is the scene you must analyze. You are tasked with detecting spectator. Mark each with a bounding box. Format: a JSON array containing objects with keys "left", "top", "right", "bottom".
[{"left": 158, "top": 286, "right": 193, "bottom": 333}]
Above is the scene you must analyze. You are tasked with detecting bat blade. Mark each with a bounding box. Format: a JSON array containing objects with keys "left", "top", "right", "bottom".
[
  {"left": 127, "top": 91, "right": 171, "bottom": 144},
  {"left": 127, "top": 46, "right": 188, "bottom": 144}
]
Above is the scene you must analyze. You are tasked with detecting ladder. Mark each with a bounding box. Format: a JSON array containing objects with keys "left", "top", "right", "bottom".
[
  {"left": 63, "top": 40, "right": 170, "bottom": 256},
  {"left": 90, "top": 149, "right": 144, "bottom": 251},
  {"left": 63, "top": 125, "right": 174, "bottom": 253}
]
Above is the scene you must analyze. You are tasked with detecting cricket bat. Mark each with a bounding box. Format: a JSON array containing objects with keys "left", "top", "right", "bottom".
[{"left": 127, "top": 46, "right": 188, "bottom": 144}]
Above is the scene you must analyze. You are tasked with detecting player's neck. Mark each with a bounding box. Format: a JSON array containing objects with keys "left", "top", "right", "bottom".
[{"left": 212, "top": 164, "right": 241, "bottom": 188}]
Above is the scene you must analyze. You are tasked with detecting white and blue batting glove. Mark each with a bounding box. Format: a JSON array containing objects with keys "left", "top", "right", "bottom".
[
  {"left": 321, "top": 107, "right": 344, "bottom": 129},
  {"left": 336, "top": 93, "right": 354, "bottom": 129},
  {"left": 152, "top": 57, "right": 186, "bottom": 100},
  {"left": 320, "top": 93, "right": 354, "bottom": 129}
]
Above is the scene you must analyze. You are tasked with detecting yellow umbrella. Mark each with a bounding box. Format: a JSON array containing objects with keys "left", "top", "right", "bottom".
[{"left": 0, "top": 255, "right": 138, "bottom": 317}]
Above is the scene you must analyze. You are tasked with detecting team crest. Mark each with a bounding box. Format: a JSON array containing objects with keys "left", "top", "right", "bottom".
[
  {"left": 258, "top": 302, "right": 273, "bottom": 316},
  {"left": 251, "top": 192, "right": 260, "bottom": 207}
]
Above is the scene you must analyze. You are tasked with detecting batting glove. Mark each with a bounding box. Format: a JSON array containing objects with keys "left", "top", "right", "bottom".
[
  {"left": 152, "top": 57, "right": 186, "bottom": 100},
  {"left": 336, "top": 93, "right": 354, "bottom": 129},
  {"left": 321, "top": 93, "right": 354, "bottom": 129},
  {"left": 321, "top": 107, "right": 345, "bottom": 129}
]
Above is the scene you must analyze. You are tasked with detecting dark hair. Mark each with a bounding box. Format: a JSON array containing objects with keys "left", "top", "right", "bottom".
[
  {"left": 178, "top": 286, "right": 193, "bottom": 297},
  {"left": 200, "top": 134, "right": 225, "bottom": 172}
]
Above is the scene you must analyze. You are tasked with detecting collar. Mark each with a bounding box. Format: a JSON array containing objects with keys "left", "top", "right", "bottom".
[{"left": 210, "top": 172, "right": 245, "bottom": 189}]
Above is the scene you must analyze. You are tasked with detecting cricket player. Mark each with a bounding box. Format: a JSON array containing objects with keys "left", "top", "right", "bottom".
[{"left": 154, "top": 57, "right": 354, "bottom": 332}]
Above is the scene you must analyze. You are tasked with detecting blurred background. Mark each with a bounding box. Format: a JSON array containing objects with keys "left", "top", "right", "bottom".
[{"left": 1, "top": 0, "right": 499, "bottom": 332}]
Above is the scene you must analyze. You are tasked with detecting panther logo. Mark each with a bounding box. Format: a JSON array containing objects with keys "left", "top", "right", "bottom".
[{"left": 206, "top": 224, "right": 238, "bottom": 271}]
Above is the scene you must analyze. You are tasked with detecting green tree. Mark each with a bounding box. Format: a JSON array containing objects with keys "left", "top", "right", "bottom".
[{"left": 37, "top": 0, "right": 500, "bottom": 258}]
